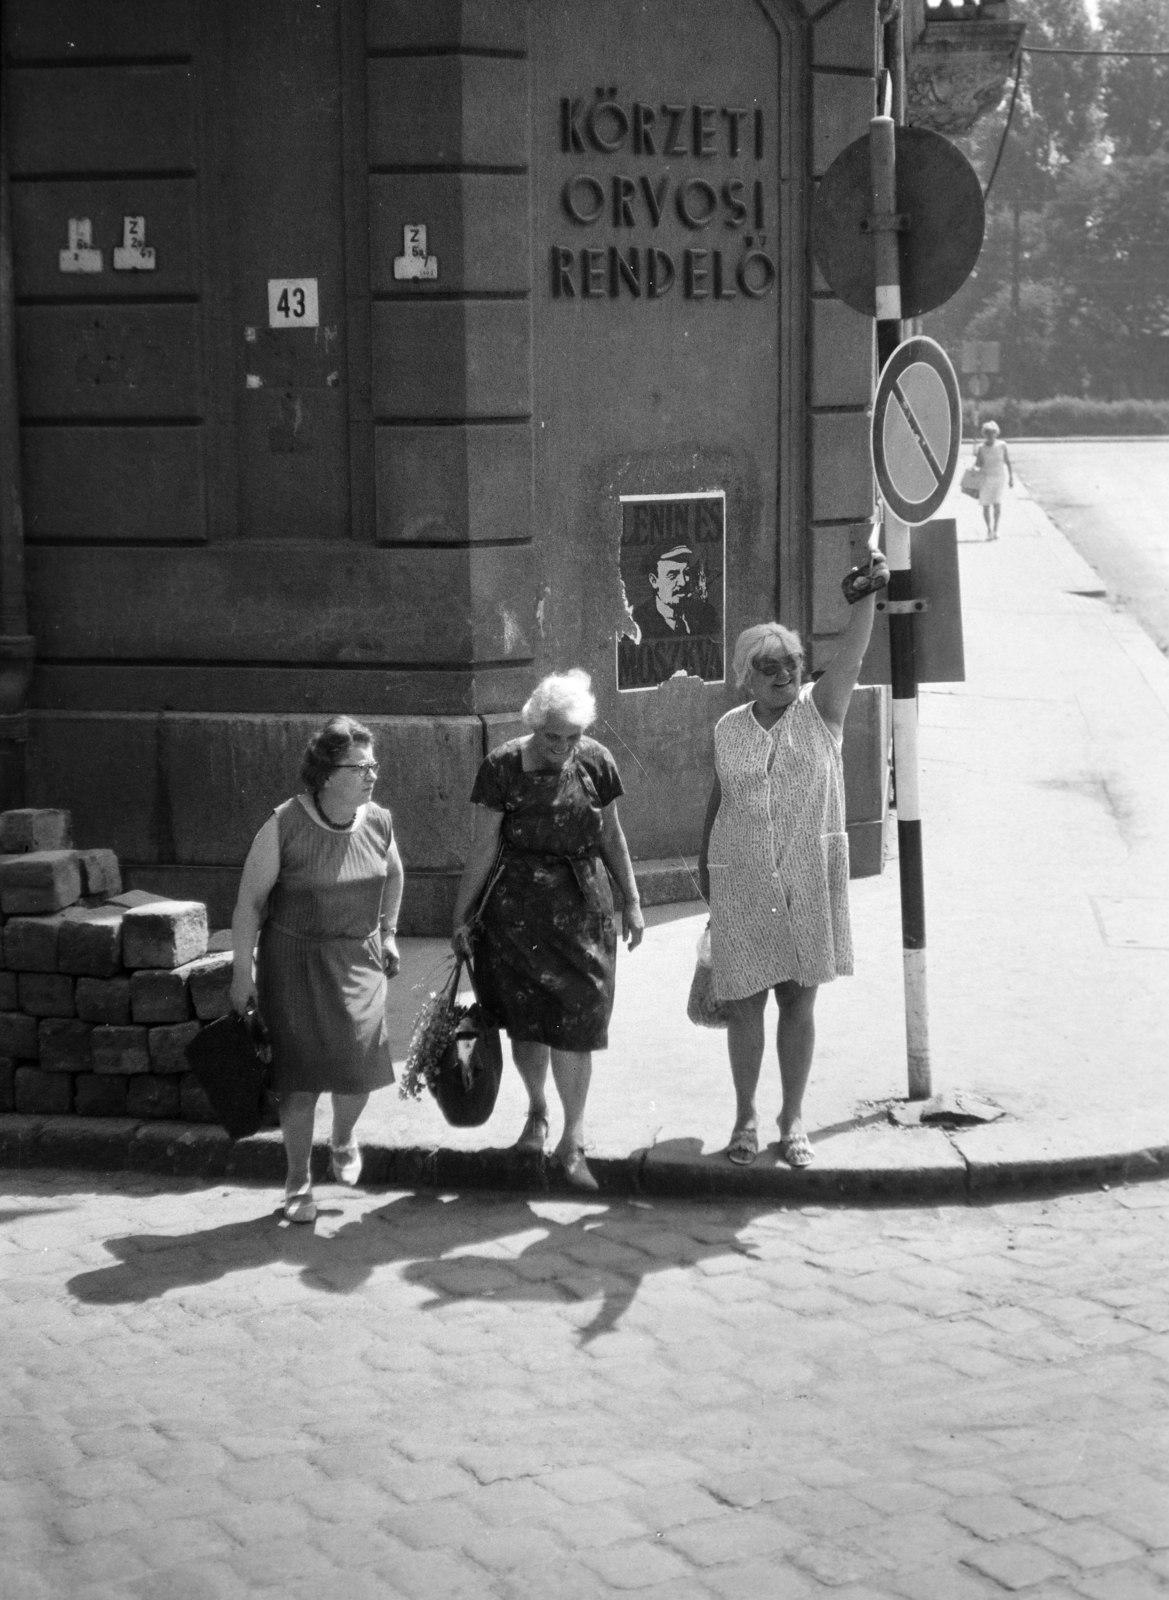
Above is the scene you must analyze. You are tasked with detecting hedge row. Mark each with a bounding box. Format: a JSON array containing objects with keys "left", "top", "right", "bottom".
[{"left": 963, "top": 397, "right": 1169, "bottom": 438}]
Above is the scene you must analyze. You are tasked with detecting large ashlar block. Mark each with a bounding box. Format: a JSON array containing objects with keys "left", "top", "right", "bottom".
[
  {"left": 14, "top": 1066, "right": 72, "bottom": 1115},
  {"left": 374, "top": 422, "right": 534, "bottom": 545},
  {"left": 811, "top": 298, "right": 874, "bottom": 410},
  {"left": 25, "top": 718, "right": 161, "bottom": 866},
  {"left": 74, "top": 1073, "right": 129, "bottom": 1117},
  {"left": 812, "top": 412, "right": 875, "bottom": 524},
  {"left": 130, "top": 968, "right": 192, "bottom": 1025},
  {"left": 179, "top": 1071, "right": 219, "bottom": 1123},
  {"left": 0, "top": 1011, "right": 39, "bottom": 1059},
  {"left": 38, "top": 1018, "right": 92, "bottom": 1072},
  {"left": 75, "top": 976, "right": 132, "bottom": 1025},
  {"left": 19, "top": 973, "right": 76, "bottom": 1018},
  {"left": 57, "top": 906, "right": 124, "bottom": 978},
  {"left": 371, "top": 301, "right": 531, "bottom": 419},
  {"left": 126, "top": 1075, "right": 181, "bottom": 1120},
  {"left": 185, "top": 953, "right": 233, "bottom": 1021},
  {"left": 0, "top": 1058, "right": 14, "bottom": 1112},
  {"left": 369, "top": 174, "right": 531, "bottom": 296},
  {"left": 3, "top": 913, "right": 67, "bottom": 972},
  {"left": 367, "top": 57, "right": 529, "bottom": 169},
  {"left": 148, "top": 1021, "right": 201, "bottom": 1074},
  {"left": 0, "top": 808, "right": 72, "bottom": 853},
  {"left": 0, "top": 850, "right": 82, "bottom": 914},
  {"left": 121, "top": 901, "right": 208, "bottom": 970},
  {"left": 92, "top": 1025, "right": 150, "bottom": 1076},
  {"left": 0, "top": 973, "right": 16, "bottom": 1010},
  {"left": 78, "top": 849, "right": 122, "bottom": 899}
]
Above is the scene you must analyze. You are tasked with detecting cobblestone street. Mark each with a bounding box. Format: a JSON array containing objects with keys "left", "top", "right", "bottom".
[{"left": 3, "top": 1173, "right": 1167, "bottom": 1600}]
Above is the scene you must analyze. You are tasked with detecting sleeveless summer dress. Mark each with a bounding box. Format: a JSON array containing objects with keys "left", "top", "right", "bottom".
[
  {"left": 256, "top": 797, "right": 395, "bottom": 1094},
  {"left": 708, "top": 687, "right": 853, "bottom": 1001},
  {"left": 976, "top": 439, "right": 1010, "bottom": 506},
  {"left": 469, "top": 737, "right": 623, "bottom": 1052}
]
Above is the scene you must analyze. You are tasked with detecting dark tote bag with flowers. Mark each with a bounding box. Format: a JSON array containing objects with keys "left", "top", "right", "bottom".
[{"left": 431, "top": 957, "right": 504, "bottom": 1128}]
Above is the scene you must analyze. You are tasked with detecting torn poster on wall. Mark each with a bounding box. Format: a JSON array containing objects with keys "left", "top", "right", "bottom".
[{"left": 617, "top": 491, "right": 725, "bottom": 690}]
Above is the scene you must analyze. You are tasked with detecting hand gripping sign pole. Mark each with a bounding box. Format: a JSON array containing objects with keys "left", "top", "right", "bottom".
[{"left": 870, "top": 110, "right": 930, "bottom": 1100}]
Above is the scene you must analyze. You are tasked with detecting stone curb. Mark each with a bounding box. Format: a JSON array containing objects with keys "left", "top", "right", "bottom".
[{"left": 2, "top": 1114, "right": 1168, "bottom": 1204}]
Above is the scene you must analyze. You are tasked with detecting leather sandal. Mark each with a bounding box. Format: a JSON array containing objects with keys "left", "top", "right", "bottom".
[
  {"left": 727, "top": 1126, "right": 759, "bottom": 1166},
  {"left": 284, "top": 1186, "right": 317, "bottom": 1224},
  {"left": 778, "top": 1128, "right": 815, "bottom": 1168},
  {"left": 514, "top": 1111, "right": 550, "bottom": 1154},
  {"left": 556, "top": 1146, "right": 599, "bottom": 1192}
]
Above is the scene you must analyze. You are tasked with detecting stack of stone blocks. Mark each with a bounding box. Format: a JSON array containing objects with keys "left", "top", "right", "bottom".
[{"left": 0, "top": 808, "right": 232, "bottom": 1124}]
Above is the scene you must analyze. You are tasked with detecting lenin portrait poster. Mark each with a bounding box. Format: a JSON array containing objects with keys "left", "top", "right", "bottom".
[{"left": 616, "top": 492, "right": 726, "bottom": 691}]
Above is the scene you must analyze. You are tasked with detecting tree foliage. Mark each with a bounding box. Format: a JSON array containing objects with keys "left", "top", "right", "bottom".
[{"left": 923, "top": 0, "right": 1169, "bottom": 400}]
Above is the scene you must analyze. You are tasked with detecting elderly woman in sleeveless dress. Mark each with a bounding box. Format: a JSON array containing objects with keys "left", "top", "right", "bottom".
[
  {"left": 698, "top": 555, "right": 888, "bottom": 1167},
  {"left": 230, "top": 716, "right": 404, "bottom": 1222},
  {"left": 452, "top": 670, "right": 644, "bottom": 1191}
]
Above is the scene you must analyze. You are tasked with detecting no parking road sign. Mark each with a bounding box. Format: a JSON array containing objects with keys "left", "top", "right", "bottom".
[{"left": 872, "top": 337, "right": 961, "bottom": 526}]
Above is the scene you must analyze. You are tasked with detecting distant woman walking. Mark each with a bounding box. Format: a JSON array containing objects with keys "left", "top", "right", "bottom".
[{"left": 975, "top": 419, "right": 1013, "bottom": 539}]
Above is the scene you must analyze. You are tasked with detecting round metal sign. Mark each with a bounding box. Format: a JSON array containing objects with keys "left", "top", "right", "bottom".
[
  {"left": 871, "top": 337, "right": 961, "bottom": 525},
  {"left": 811, "top": 126, "right": 985, "bottom": 318}
]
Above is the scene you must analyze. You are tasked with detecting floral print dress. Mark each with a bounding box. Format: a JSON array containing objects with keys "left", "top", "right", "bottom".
[{"left": 468, "top": 737, "right": 624, "bottom": 1052}]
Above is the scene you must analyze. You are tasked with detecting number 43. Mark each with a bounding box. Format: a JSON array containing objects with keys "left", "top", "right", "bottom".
[{"left": 276, "top": 286, "right": 306, "bottom": 318}]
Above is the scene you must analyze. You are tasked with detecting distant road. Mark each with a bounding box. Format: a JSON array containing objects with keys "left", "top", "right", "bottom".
[{"left": 1009, "top": 438, "right": 1169, "bottom": 656}]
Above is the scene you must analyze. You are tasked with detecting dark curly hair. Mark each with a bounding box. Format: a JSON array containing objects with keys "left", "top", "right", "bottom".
[{"left": 300, "top": 715, "right": 374, "bottom": 794}]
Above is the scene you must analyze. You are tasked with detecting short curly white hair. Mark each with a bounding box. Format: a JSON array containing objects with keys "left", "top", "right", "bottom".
[
  {"left": 732, "top": 623, "right": 804, "bottom": 688},
  {"left": 522, "top": 669, "right": 597, "bottom": 730}
]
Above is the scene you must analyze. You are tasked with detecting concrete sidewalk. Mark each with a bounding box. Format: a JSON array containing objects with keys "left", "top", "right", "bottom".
[{"left": 4, "top": 471, "right": 1168, "bottom": 1200}]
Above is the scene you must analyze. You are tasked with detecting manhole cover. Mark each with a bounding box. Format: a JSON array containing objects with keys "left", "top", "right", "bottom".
[{"left": 1092, "top": 896, "right": 1169, "bottom": 950}]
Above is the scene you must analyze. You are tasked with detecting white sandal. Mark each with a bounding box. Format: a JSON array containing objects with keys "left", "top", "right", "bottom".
[
  {"left": 330, "top": 1142, "right": 362, "bottom": 1186},
  {"left": 284, "top": 1186, "right": 317, "bottom": 1224}
]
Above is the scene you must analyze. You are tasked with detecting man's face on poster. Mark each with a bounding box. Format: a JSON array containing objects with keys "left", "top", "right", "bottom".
[{"left": 650, "top": 558, "right": 690, "bottom": 613}]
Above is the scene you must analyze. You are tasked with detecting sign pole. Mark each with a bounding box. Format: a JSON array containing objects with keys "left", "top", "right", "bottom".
[{"left": 870, "top": 108, "right": 933, "bottom": 1099}]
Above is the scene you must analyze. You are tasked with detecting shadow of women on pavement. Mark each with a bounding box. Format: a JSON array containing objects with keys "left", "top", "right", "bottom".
[{"left": 65, "top": 1189, "right": 771, "bottom": 1344}]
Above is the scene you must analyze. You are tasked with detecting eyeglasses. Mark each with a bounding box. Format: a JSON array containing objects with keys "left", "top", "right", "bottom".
[
  {"left": 333, "top": 761, "right": 379, "bottom": 775},
  {"left": 753, "top": 660, "right": 800, "bottom": 683}
]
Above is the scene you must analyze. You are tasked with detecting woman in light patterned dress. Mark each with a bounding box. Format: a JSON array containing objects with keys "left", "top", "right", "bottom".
[{"left": 698, "top": 555, "right": 888, "bottom": 1167}]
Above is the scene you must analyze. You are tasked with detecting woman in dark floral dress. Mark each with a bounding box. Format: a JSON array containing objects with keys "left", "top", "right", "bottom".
[{"left": 452, "top": 671, "right": 644, "bottom": 1190}]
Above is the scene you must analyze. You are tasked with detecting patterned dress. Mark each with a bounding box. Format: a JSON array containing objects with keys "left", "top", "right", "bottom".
[
  {"left": 708, "top": 688, "right": 853, "bottom": 1000},
  {"left": 469, "top": 738, "right": 623, "bottom": 1052},
  {"left": 257, "top": 797, "right": 395, "bottom": 1094}
]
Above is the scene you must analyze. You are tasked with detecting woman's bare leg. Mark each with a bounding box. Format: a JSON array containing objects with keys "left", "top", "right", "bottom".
[
  {"left": 774, "top": 981, "right": 818, "bottom": 1138},
  {"left": 549, "top": 1049, "right": 592, "bottom": 1156},
  {"left": 330, "top": 1092, "right": 369, "bottom": 1150},
  {"left": 279, "top": 1091, "right": 319, "bottom": 1192},
  {"left": 726, "top": 990, "right": 768, "bottom": 1136},
  {"left": 511, "top": 1040, "right": 550, "bottom": 1121}
]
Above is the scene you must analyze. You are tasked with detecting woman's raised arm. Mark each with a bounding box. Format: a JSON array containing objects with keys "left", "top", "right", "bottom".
[{"left": 812, "top": 554, "right": 889, "bottom": 739}]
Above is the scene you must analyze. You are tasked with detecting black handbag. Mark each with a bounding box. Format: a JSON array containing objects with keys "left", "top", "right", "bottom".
[
  {"left": 184, "top": 1006, "right": 273, "bottom": 1140},
  {"left": 430, "top": 957, "right": 503, "bottom": 1128}
]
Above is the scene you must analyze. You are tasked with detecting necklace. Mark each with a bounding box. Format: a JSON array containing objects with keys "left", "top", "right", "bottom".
[{"left": 313, "top": 791, "right": 357, "bottom": 831}]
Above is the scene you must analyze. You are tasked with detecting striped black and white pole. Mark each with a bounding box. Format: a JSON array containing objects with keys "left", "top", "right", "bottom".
[{"left": 870, "top": 107, "right": 932, "bottom": 1099}]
